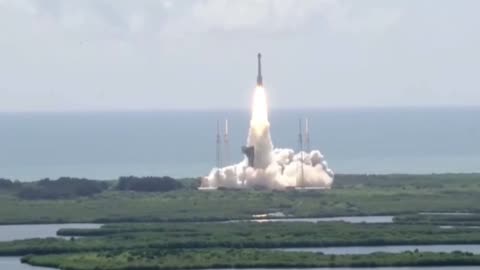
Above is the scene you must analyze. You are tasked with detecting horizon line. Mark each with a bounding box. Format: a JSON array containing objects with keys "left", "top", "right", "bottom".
[{"left": 1, "top": 104, "right": 480, "bottom": 114}]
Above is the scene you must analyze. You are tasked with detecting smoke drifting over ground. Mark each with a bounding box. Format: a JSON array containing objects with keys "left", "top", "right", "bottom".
[{"left": 201, "top": 86, "right": 334, "bottom": 190}]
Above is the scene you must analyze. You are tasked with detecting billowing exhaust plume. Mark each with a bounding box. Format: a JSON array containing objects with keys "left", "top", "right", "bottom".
[{"left": 201, "top": 85, "right": 334, "bottom": 190}]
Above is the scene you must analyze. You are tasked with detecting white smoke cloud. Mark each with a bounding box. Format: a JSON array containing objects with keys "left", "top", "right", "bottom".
[
  {"left": 203, "top": 150, "right": 334, "bottom": 190},
  {"left": 202, "top": 86, "right": 334, "bottom": 190}
]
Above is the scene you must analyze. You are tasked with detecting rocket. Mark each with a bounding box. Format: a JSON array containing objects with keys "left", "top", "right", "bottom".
[{"left": 257, "top": 53, "right": 263, "bottom": 86}]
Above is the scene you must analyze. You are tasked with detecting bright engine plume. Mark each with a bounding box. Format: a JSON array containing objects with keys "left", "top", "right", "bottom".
[
  {"left": 201, "top": 54, "right": 334, "bottom": 190},
  {"left": 248, "top": 86, "right": 273, "bottom": 170}
]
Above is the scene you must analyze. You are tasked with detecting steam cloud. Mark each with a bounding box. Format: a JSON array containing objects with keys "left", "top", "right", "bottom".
[{"left": 201, "top": 86, "right": 334, "bottom": 190}]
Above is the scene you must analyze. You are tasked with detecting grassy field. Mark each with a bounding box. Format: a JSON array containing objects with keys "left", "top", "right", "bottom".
[
  {"left": 0, "top": 174, "right": 479, "bottom": 224},
  {"left": 1, "top": 174, "right": 480, "bottom": 269}
]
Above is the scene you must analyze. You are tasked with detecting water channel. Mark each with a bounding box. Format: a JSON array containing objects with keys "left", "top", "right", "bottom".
[
  {"left": 0, "top": 224, "right": 101, "bottom": 270},
  {"left": 1, "top": 220, "right": 480, "bottom": 270}
]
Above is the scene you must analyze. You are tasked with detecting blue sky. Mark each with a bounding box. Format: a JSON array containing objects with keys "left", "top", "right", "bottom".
[{"left": 0, "top": 0, "right": 479, "bottom": 111}]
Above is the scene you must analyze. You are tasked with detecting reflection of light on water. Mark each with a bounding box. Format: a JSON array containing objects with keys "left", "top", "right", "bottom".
[
  {"left": 227, "top": 216, "right": 394, "bottom": 224},
  {"left": 253, "top": 219, "right": 270, "bottom": 223},
  {"left": 252, "top": 212, "right": 286, "bottom": 218}
]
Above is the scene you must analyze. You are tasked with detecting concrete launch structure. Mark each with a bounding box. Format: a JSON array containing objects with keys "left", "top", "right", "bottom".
[{"left": 201, "top": 53, "right": 334, "bottom": 190}]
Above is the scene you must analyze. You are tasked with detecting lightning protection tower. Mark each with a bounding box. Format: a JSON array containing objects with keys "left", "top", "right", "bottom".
[
  {"left": 304, "top": 118, "right": 310, "bottom": 153},
  {"left": 223, "top": 119, "right": 230, "bottom": 166},
  {"left": 216, "top": 120, "right": 222, "bottom": 168},
  {"left": 297, "top": 118, "right": 305, "bottom": 188}
]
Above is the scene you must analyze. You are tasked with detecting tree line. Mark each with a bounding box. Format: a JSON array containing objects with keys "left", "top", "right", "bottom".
[{"left": 0, "top": 176, "right": 199, "bottom": 200}]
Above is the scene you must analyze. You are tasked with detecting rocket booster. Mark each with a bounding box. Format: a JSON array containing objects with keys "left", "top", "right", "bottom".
[{"left": 257, "top": 53, "right": 263, "bottom": 86}]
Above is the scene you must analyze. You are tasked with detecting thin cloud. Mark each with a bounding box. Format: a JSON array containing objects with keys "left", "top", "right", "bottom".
[{"left": 0, "top": 0, "right": 402, "bottom": 37}]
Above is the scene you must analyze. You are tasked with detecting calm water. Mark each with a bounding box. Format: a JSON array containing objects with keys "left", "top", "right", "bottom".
[
  {"left": 0, "top": 257, "right": 55, "bottom": 269},
  {"left": 228, "top": 216, "right": 393, "bottom": 224},
  {"left": 420, "top": 212, "right": 474, "bottom": 216},
  {"left": 0, "top": 224, "right": 101, "bottom": 270},
  {"left": 0, "top": 224, "right": 102, "bottom": 242},
  {"left": 280, "top": 245, "right": 480, "bottom": 255},
  {"left": 0, "top": 107, "right": 479, "bottom": 180}
]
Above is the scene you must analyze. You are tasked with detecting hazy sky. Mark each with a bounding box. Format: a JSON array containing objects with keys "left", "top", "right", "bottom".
[{"left": 0, "top": 0, "right": 479, "bottom": 111}]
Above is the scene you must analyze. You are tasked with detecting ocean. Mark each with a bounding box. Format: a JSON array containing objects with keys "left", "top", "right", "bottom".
[{"left": 0, "top": 107, "right": 479, "bottom": 181}]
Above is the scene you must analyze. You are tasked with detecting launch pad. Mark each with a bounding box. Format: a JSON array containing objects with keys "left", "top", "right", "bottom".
[
  {"left": 293, "top": 186, "right": 330, "bottom": 191},
  {"left": 201, "top": 53, "right": 334, "bottom": 190},
  {"left": 198, "top": 186, "right": 218, "bottom": 191}
]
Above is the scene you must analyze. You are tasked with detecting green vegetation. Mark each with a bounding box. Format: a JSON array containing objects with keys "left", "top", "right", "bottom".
[
  {"left": 3, "top": 222, "right": 480, "bottom": 256},
  {"left": 17, "top": 178, "right": 110, "bottom": 200},
  {"left": 395, "top": 213, "right": 480, "bottom": 226},
  {"left": 0, "top": 178, "right": 21, "bottom": 189},
  {"left": 0, "top": 174, "right": 479, "bottom": 224},
  {"left": 22, "top": 249, "right": 480, "bottom": 270},
  {"left": 0, "top": 176, "right": 195, "bottom": 201},
  {"left": 117, "top": 176, "right": 183, "bottom": 192},
  {"left": 58, "top": 222, "right": 480, "bottom": 248},
  {"left": 1, "top": 174, "right": 480, "bottom": 268}
]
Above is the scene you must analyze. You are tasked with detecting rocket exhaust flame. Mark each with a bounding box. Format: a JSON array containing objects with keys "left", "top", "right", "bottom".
[
  {"left": 247, "top": 85, "right": 273, "bottom": 170},
  {"left": 250, "top": 86, "right": 269, "bottom": 136},
  {"left": 201, "top": 54, "right": 334, "bottom": 190}
]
